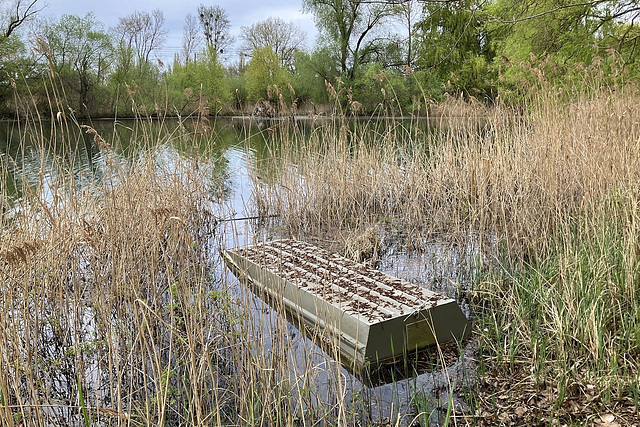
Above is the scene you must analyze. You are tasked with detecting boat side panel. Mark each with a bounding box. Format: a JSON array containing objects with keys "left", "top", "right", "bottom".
[{"left": 223, "top": 249, "right": 371, "bottom": 366}]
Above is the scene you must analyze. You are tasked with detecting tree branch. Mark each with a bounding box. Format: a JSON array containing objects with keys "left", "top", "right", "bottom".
[{"left": 5, "top": 0, "right": 41, "bottom": 38}]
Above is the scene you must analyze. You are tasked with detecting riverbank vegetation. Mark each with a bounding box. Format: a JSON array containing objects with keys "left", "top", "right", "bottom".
[
  {"left": 3, "top": 85, "right": 638, "bottom": 425},
  {"left": 1, "top": 108, "right": 401, "bottom": 425},
  {"left": 1, "top": 0, "right": 640, "bottom": 118}
]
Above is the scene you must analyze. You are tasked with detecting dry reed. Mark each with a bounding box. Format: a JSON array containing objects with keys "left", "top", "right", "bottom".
[
  {"left": 1, "top": 101, "right": 451, "bottom": 426},
  {"left": 251, "top": 90, "right": 640, "bottom": 421}
]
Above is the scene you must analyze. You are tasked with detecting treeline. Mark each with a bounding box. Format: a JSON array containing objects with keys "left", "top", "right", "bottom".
[{"left": 1, "top": 0, "right": 639, "bottom": 118}]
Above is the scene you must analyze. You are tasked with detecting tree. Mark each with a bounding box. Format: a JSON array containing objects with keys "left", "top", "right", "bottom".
[
  {"left": 245, "top": 46, "right": 289, "bottom": 102},
  {"left": 415, "top": 0, "right": 495, "bottom": 99},
  {"left": 302, "top": 0, "right": 396, "bottom": 79},
  {"left": 393, "top": 0, "right": 421, "bottom": 68},
  {"left": 602, "top": 21, "right": 640, "bottom": 75},
  {"left": 38, "top": 14, "right": 113, "bottom": 115},
  {"left": 166, "top": 46, "right": 230, "bottom": 114},
  {"left": 487, "top": 0, "right": 640, "bottom": 31},
  {"left": 109, "top": 9, "right": 166, "bottom": 115},
  {"left": 417, "top": 0, "right": 488, "bottom": 74},
  {"left": 197, "top": 4, "right": 233, "bottom": 58},
  {"left": 240, "top": 17, "right": 306, "bottom": 69},
  {"left": 352, "top": 62, "right": 411, "bottom": 113},
  {"left": 0, "top": 1, "right": 43, "bottom": 116},
  {"left": 0, "top": 36, "right": 40, "bottom": 115},
  {"left": 112, "top": 9, "right": 167, "bottom": 64},
  {"left": 487, "top": 0, "right": 640, "bottom": 61},
  {"left": 1, "top": 0, "right": 41, "bottom": 39},
  {"left": 181, "top": 13, "right": 203, "bottom": 64},
  {"left": 292, "top": 48, "right": 339, "bottom": 104},
  {"left": 486, "top": 0, "right": 640, "bottom": 98}
]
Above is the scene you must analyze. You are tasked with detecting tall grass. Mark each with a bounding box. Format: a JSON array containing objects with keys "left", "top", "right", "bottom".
[
  {"left": 475, "top": 190, "right": 640, "bottom": 422},
  {"left": 5, "top": 72, "right": 639, "bottom": 424},
  {"left": 255, "top": 92, "right": 640, "bottom": 254},
  {"left": 252, "top": 90, "right": 640, "bottom": 420},
  {"left": 2, "top": 81, "right": 465, "bottom": 426},
  {"left": 0, "top": 122, "right": 225, "bottom": 425}
]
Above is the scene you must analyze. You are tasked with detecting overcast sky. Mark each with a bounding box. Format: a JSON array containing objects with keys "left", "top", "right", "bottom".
[{"left": 39, "top": 0, "right": 319, "bottom": 64}]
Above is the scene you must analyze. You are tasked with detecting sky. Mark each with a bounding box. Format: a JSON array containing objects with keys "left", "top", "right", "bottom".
[{"left": 38, "top": 0, "right": 319, "bottom": 64}]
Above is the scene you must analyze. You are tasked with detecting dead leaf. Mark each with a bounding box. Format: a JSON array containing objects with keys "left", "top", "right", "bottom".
[
  {"left": 601, "top": 414, "right": 615, "bottom": 423},
  {"left": 515, "top": 406, "right": 528, "bottom": 417}
]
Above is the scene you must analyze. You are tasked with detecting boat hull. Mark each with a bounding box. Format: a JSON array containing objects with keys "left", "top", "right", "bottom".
[{"left": 222, "top": 240, "right": 469, "bottom": 371}]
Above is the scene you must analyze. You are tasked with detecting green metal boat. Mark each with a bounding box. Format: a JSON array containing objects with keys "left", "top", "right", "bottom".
[{"left": 222, "top": 239, "right": 469, "bottom": 372}]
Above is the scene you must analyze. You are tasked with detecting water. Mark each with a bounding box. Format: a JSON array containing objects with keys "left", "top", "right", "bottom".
[{"left": 0, "top": 117, "right": 478, "bottom": 425}]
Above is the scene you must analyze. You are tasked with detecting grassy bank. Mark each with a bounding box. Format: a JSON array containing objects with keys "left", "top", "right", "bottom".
[{"left": 253, "top": 91, "right": 640, "bottom": 423}]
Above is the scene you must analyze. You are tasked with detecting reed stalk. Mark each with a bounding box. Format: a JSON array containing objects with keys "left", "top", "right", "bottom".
[{"left": 251, "top": 89, "right": 640, "bottom": 421}]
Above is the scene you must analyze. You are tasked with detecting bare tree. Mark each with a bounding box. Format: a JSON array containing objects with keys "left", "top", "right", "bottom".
[
  {"left": 394, "top": 0, "right": 421, "bottom": 68},
  {"left": 197, "top": 4, "right": 234, "bottom": 56},
  {"left": 113, "top": 9, "right": 167, "bottom": 63},
  {"left": 240, "top": 17, "right": 306, "bottom": 69},
  {"left": 181, "top": 13, "right": 203, "bottom": 64},
  {"left": 1, "top": 0, "right": 41, "bottom": 38}
]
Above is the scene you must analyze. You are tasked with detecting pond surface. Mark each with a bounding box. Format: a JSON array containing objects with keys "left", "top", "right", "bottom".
[{"left": 0, "top": 117, "right": 478, "bottom": 425}]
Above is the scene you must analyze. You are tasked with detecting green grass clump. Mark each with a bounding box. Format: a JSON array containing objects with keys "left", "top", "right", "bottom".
[{"left": 475, "top": 191, "right": 640, "bottom": 418}]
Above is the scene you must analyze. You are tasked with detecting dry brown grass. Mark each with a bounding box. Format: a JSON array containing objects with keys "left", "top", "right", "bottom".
[
  {"left": 4, "top": 77, "right": 639, "bottom": 424},
  {"left": 0, "top": 134, "right": 224, "bottom": 425},
  {"left": 1, "top": 116, "right": 444, "bottom": 426},
  {"left": 254, "top": 91, "right": 640, "bottom": 257},
  {"left": 252, "top": 90, "right": 640, "bottom": 421}
]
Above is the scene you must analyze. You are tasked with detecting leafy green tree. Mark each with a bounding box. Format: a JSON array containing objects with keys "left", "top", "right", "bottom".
[
  {"left": 39, "top": 14, "right": 113, "bottom": 116},
  {"left": 0, "top": 35, "right": 43, "bottom": 116},
  {"left": 166, "top": 46, "right": 229, "bottom": 114},
  {"left": 488, "top": 0, "right": 596, "bottom": 64},
  {"left": 109, "top": 50, "right": 163, "bottom": 117},
  {"left": 291, "top": 48, "right": 339, "bottom": 104},
  {"left": 487, "top": 0, "right": 639, "bottom": 59},
  {"left": 245, "top": 46, "right": 290, "bottom": 102},
  {"left": 486, "top": 0, "right": 640, "bottom": 99},
  {"left": 415, "top": 0, "right": 495, "bottom": 100},
  {"left": 302, "top": 0, "right": 396, "bottom": 79},
  {"left": 0, "top": 0, "right": 43, "bottom": 115},
  {"left": 351, "top": 62, "right": 410, "bottom": 114},
  {"left": 109, "top": 10, "right": 166, "bottom": 116},
  {"left": 226, "top": 72, "right": 248, "bottom": 111},
  {"left": 600, "top": 21, "right": 640, "bottom": 80},
  {"left": 0, "top": 36, "right": 20, "bottom": 101}
]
